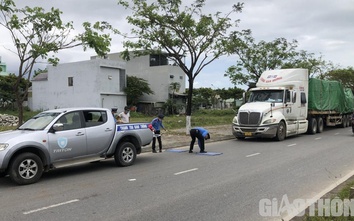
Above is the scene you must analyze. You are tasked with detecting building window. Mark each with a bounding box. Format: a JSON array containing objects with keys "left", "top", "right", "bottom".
[
  {"left": 119, "top": 69, "right": 126, "bottom": 92},
  {"left": 68, "top": 77, "right": 73, "bottom": 86},
  {"left": 150, "top": 54, "right": 168, "bottom": 66}
]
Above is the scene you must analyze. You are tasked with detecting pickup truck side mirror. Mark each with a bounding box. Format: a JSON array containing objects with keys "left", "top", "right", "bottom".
[{"left": 52, "top": 123, "right": 64, "bottom": 132}]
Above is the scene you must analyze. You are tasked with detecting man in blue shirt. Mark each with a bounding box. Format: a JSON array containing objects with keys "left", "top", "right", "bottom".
[
  {"left": 189, "top": 127, "right": 210, "bottom": 153},
  {"left": 151, "top": 114, "right": 166, "bottom": 153}
]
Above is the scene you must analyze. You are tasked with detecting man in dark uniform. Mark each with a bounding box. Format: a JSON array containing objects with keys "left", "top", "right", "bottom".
[{"left": 189, "top": 127, "right": 210, "bottom": 153}]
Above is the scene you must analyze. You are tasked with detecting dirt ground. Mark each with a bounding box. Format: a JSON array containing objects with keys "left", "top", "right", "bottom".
[{"left": 142, "top": 124, "right": 234, "bottom": 151}]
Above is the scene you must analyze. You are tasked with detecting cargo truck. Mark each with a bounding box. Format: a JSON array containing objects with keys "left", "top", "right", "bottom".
[{"left": 232, "top": 68, "right": 354, "bottom": 141}]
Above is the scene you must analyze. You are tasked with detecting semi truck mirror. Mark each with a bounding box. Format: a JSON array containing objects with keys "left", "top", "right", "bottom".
[{"left": 242, "top": 92, "right": 246, "bottom": 104}]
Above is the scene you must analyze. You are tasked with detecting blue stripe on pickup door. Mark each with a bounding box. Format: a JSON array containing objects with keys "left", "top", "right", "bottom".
[{"left": 117, "top": 124, "right": 149, "bottom": 131}]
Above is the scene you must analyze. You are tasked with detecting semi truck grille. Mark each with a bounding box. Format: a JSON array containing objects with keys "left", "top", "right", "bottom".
[{"left": 239, "top": 112, "right": 261, "bottom": 125}]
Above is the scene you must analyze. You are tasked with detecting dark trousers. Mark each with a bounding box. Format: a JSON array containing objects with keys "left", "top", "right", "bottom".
[
  {"left": 189, "top": 129, "right": 205, "bottom": 151},
  {"left": 152, "top": 130, "right": 162, "bottom": 150}
]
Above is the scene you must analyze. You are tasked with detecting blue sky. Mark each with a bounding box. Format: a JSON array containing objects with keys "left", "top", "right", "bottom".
[{"left": 1, "top": 0, "right": 353, "bottom": 90}]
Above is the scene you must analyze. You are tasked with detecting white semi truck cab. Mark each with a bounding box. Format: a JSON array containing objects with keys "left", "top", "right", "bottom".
[{"left": 232, "top": 69, "right": 309, "bottom": 141}]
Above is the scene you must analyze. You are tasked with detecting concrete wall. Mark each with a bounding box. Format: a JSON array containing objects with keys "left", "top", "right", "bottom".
[
  {"left": 97, "top": 53, "right": 186, "bottom": 103},
  {"left": 31, "top": 59, "right": 126, "bottom": 111}
]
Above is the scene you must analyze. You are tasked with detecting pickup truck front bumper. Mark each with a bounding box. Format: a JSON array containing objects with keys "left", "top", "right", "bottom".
[{"left": 232, "top": 124, "right": 278, "bottom": 139}]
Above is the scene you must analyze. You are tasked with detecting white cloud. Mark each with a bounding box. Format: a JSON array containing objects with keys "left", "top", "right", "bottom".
[{"left": 1, "top": 0, "right": 354, "bottom": 88}]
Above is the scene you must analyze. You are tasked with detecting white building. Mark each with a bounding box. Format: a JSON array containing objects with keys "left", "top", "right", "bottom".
[
  {"left": 0, "top": 56, "right": 9, "bottom": 76},
  {"left": 92, "top": 52, "right": 186, "bottom": 114},
  {"left": 29, "top": 59, "right": 126, "bottom": 111}
]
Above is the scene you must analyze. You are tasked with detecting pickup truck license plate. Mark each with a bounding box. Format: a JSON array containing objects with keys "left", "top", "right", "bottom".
[{"left": 244, "top": 132, "right": 252, "bottom": 136}]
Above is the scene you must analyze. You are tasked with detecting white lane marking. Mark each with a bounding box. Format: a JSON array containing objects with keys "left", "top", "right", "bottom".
[
  {"left": 315, "top": 137, "right": 322, "bottom": 140},
  {"left": 288, "top": 143, "right": 297, "bottom": 147},
  {"left": 174, "top": 168, "right": 198, "bottom": 175},
  {"left": 246, "top": 153, "right": 260, "bottom": 158},
  {"left": 335, "top": 133, "right": 340, "bottom": 135},
  {"left": 128, "top": 179, "right": 136, "bottom": 181},
  {"left": 23, "top": 199, "right": 79, "bottom": 215}
]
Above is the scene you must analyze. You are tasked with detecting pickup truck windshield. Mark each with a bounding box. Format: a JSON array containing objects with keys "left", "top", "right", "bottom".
[
  {"left": 18, "top": 112, "right": 61, "bottom": 130},
  {"left": 249, "top": 90, "right": 284, "bottom": 103}
]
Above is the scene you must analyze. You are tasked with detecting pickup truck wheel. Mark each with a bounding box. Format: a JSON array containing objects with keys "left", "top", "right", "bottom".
[
  {"left": 9, "top": 153, "right": 43, "bottom": 185},
  {"left": 275, "top": 121, "right": 286, "bottom": 141},
  {"left": 114, "top": 142, "right": 136, "bottom": 167}
]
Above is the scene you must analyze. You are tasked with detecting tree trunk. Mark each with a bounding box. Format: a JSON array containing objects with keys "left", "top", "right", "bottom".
[
  {"left": 18, "top": 100, "right": 24, "bottom": 127},
  {"left": 15, "top": 88, "right": 24, "bottom": 126},
  {"left": 172, "top": 92, "right": 174, "bottom": 114},
  {"left": 185, "top": 77, "right": 194, "bottom": 134}
]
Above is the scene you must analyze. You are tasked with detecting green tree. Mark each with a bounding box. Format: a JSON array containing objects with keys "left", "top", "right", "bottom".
[
  {"left": 124, "top": 76, "right": 154, "bottom": 106},
  {"left": 0, "top": 74, "right": 29, "bottom": 109},
  {"left": 118, "top": 0, "right": 244, "bottom": 133},
  {"left": 282, "top": 51, "right": 336, "bottom": 78},
  {"left": 215, "top": 87, "right": 244, "bottom": 108},
  {"left": 324, "top": 67, "right": 354, "bottom": 91},
  {"left": 0, "top": 0, "right": 112, "bottom": 125},
  {"left": 169, "top": 82, "right": 181, "bottom": 114},
  {"left": 226, "top": 30, "right": 298, "bottom": 85},
  {"left": 163, "top": 98, "right": 183, "bottom": 115},
  {"left": 226, "top": 30, "right": 334, "bottom": 86},
  {"left": 191, "top": 87, "right": 214, "bottom": 109}
]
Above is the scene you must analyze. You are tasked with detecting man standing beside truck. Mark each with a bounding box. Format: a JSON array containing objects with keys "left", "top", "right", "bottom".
[{"left": 151, "top": 114, "right": 166, "bottom": 153}]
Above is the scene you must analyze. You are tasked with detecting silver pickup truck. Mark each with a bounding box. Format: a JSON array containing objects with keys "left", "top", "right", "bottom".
[{"left": 0, "top": 107, "right": 153, "bottom": 185}]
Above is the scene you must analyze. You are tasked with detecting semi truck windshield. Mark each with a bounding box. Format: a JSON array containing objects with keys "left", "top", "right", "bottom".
[{"left": 249, "top": 90, "right": 284, "bottom": 103}]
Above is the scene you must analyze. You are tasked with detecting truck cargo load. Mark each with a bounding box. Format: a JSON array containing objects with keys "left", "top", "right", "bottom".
[{"left": 308, "top": 78, "right": 354, "bottom": 114}]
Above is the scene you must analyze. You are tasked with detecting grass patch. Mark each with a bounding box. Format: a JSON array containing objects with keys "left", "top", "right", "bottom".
[
  {"left": 131, "top": 109, "right": 236, "bottom": 129},
  {"left": 1, "top": 109, "right": 236, "bottom": 131}
]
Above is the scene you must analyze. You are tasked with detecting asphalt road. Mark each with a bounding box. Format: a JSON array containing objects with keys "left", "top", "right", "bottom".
[{"left": 1, "top": 127, "right": 354, "bottom": 221}]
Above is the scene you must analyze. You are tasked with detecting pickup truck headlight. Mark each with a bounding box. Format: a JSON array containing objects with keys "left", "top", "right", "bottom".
[
  {"left": 262, "top": 118, "right": 276, "bottom": 124},
  {"left": 0, "top": 143, "right": 9, "bottom": 151}
]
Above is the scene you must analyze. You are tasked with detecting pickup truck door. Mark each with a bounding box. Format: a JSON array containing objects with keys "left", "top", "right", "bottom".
[
  {"left": 48, "top": 112, "right": 87, "bottom": 161},
  {"left": 83, "top": 110, "right": 115, "bottom": 155}
]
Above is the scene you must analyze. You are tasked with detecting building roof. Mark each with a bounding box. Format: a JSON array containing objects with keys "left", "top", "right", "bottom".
[
  {"left": 0, "top": 72, "right": 9, "bottom": 76},
  {"left": 32, "top": 73, "right": 48, "bottom": 81},
  {"left": 169, "top": 92, "right": 187, "bottom": 97}
]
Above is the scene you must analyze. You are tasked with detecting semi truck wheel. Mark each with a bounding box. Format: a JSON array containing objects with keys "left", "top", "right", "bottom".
[
  {"left": 346, "top": 115, "right": 350, "bottom": 127},
  {"left": 0, "top": 171, "right": 7, "bottom": 177},
  {"left": 307, "top": 118, "right": 317, "bottom": 134},
  {"left": 9, "top": 153, "right": 43, "bottom": 185},
  {"left": 316, "top": 117, "right": 324, "bottom": 133},
  {"left": 349, "top": 115, "right": 353, "bottom": 126},
  {"left": 341, "top": 115, "right": 347, "bottom": 128},
  {"left": 114, "top": 142, "right": 136, "bottom": 167},
  {"left": 275, "top": 121, "right": 286, "bottom": 141}
]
